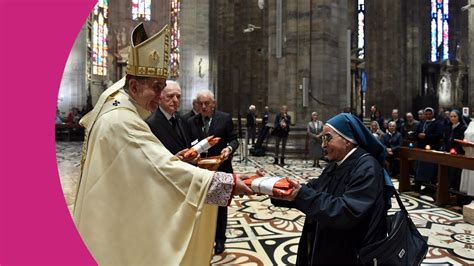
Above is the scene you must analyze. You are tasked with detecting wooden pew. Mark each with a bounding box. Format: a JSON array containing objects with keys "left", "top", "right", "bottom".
[
  {"left": 55, "top": 123, "right": 84, "bottom": 141},
  {"left": 399, "top": 146, "right": 474, "bottom": 206}
]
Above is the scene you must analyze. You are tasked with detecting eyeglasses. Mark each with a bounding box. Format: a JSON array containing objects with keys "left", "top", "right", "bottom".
[
  {"left": 321, "top": 134, "right": 338, "bottom": 143},
  {"left": 198, "top": 101, "right": 213, "bottom": 107}
]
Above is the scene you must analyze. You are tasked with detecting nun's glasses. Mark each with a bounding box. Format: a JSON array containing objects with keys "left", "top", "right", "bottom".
[{"left": 321, "top": 134, "right": 339, "bottom": 143}]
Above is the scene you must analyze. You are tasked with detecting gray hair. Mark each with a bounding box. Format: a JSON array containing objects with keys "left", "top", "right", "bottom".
[
  {"left": 388, "top": 121, "right": 397, "bottom": 127},
  {"left": 370, "top": 120, "right": 380, "bottom": 129},
  {"left": 123, "top": 75, "right": 149, "bottom": 93},
  {"left": 311, "top": 111, "right": 318, "bottom": 116},
  {"left": 196, "top": 90, "right": 215, "bottom": 101},
  {"left": 165, "top": 80, "right": 180, "bottom": 89}
]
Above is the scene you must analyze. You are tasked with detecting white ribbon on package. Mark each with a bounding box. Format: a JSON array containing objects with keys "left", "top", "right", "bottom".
[
  {"left": 250, "top": 176, "right": 281, "bottom": 195},
  {"left": 192, "top": 139, "right": 212, "bottom": 154}
]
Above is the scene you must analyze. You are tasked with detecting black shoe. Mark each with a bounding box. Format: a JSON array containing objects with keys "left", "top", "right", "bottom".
[
  {"left": 312, "top": 163, "right": 317, "bottom": 167},
  {"left": 273, "top": 157, "right": 278, "bottom": 164},
  {"left": 280, "top": 158, "right": 285, "bottom": 165},
  {"left": 214, "top": 240, "right": 225, "bottom": 255}
]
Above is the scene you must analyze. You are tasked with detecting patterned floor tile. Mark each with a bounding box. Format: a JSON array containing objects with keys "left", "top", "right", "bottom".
[{"left": 56, "top": 141, "right": 474, "bottom": 265}]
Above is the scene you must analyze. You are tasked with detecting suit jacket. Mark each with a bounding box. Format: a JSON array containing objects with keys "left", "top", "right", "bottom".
[
  {"left": 187, "top": 110, "right": 239, "bottom": 173},
  {"left": 182, "top": 109, "right": 197, "bottom": 123},
  {"left": 246, "top": 111, "right": 256, "bottom": 128},
  {"left": 146, "top": 109, "right": 190, "bottom": 155},
  {"left": 380, "top": 131, "right": 402, "bottom": 153},
  {"left": 273, "top": 113, "right": 291, "bottom": 137}
]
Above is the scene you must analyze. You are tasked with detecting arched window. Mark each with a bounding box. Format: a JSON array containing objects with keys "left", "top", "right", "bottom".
[
  {"left": 431, "top": 0, "right": 449, "bottom": 62},
  {"left": 132, "top": 0, "right": 151, "bottom": 21},
  {"left": 92, "top": 0, "right": 108, "bottom": 76},
  {"left": 170, "top": 0, "right": 180, "bottom": 78},
  {"left": 357, "top": 0, "right": 365, "bottom": 59}
]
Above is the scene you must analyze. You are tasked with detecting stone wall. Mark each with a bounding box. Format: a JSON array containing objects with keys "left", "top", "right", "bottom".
[
  {"left": 266, "top": 0, "right": 350, "bottom": 125},
  {"left": 212, "top": 0, "right": 268, "bottom": 117},
  {"left": 58, "top": 23, "right": 88, "bottom": 117},
  {"left": 179, "top": 0, "right": 211, "bottom": 113}
]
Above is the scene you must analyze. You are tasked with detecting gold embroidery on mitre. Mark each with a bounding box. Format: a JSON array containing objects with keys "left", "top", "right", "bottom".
[
  {"left": 149, "top": 50, "right": 160, "bottom": 66},
  {"left": 125, "top": 23, "right": 170, "bottom": 79}
]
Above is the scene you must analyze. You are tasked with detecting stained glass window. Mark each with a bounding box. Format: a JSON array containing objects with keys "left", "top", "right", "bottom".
[
  {"left": 170, "top": 0, "right": 180, "bottom": 78},
  {"left": 92, "top": 0, "right": 108, "bottom": 76},
  {"left": 431, "top": 0, "right": 449, "bottom": 62},
  {"left": 132, "top": 0, "right": 151, "bottom": 21},
  {"left": 357, "top": 0, "right": 365, "bottom": 59}
]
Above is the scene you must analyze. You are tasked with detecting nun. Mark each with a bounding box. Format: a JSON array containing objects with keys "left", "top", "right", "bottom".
[
  {"left": 442, "top": 109, "right": 467, "bottom": 190},
  {"left": 415, "top": 107, "right": 444, "bottom": 189},
  {"left": 272, "top": 113, "right": 393, "bottom": 265}
]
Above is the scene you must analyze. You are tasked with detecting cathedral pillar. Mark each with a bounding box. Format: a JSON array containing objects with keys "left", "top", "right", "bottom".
[
  {"left": 58, "top": 23, "right": 88, "bottom": 116},
  {"left": 179, "top": 0, "right": 211, "bottom": 112},
  {"left": 268, "top": 0, "right": 349, "bottom": 124},
  {"left": 469, "top": 5, "right": 474, "bottom": 108},
  {"left": 213, "top": 0, "right": 267, "bottom": 117},
  {"left": 365, "top": 0, "right": 406, "bottom": 117},
  {"left": 309, "top": 0, "right": 349, "bottom": 122},
  {"left": 404, "top": 0, "right": 423, "bottom": 114}
]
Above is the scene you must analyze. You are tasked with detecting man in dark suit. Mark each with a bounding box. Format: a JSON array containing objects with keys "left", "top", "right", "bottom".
[
  {"left": 187, "top": 90, "right": 239, "bottom": 255},
  {"left": 182, "top": 96, "right": 200, "bottom": 122},
  {"left": 388, "top": 109, "right": 404, "bottom": 133},
  {"left": 146, "top": 80, "right": 190, "bottom": 156},
  {"left": 272, "top": 105, "right": 291, "bottom": 165}
]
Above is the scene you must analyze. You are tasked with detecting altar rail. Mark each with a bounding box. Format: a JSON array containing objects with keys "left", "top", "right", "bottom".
[{"left": 398, "top": 146, "right": 474, "bottom": 205}]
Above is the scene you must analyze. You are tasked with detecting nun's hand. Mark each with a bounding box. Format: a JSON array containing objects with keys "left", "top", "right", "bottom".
[{"left": 271, "top": 178, "right": 301, "bottom": 202}]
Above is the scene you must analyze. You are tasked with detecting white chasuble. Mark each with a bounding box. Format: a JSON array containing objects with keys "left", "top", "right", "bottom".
[{"left": 73, "top": 79, "right": 218, "bottom": 266}]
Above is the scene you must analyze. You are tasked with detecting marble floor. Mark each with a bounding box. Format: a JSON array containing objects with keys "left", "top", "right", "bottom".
[{"left": 57, "top": 141, "right": 474, "bottom": 265}]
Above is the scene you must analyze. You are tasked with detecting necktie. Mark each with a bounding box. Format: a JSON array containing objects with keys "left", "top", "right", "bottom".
[
  {"left": 170, "top": 117, "right": 183, "bottom": 141},
  {"left": 203, "top": 116, "right": 211, "bottom": 135},
  {"left": 170, "top": 117, "right": 177, "bottom": 127}
]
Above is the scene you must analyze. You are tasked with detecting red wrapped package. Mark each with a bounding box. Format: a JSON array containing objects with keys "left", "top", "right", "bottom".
[
  {"left": 244, "top": 175, "right": 294, "bottom": 196},
  {"left": 183, "top": 136, "right": 221, "bottom": 159}
]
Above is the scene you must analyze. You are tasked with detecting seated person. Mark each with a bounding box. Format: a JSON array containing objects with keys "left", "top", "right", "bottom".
[
  {"left": 370, "top": 120, "right": 384, "bottom": 140},
  {"left": 380, "top": 121, "right": 402, "bottom": 176},
  {"left": 56, "top": 108, "right": 64, "bottom": 124},
  {"left": 66, "top": 107, "right": 81, "bottom": 124}
]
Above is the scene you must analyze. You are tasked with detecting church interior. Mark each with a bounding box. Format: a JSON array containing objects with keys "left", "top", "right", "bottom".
[{"left": 56, "top": 0, "right": 474, "bottom": 264}]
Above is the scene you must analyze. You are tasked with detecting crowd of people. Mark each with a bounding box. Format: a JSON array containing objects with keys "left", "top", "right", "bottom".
[
  {"left": 56, "top": 107, "right": 85, "bottom": 125},
  {"left": 244, "top": 103, "right": 474, "bottom": 201},
  {"left": 368, "top": 105, "right": 473, "bottom": 195}
]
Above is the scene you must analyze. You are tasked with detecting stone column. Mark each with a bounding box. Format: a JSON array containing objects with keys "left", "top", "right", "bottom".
[
  {"left": 58, "top": 23, "right": 88, "bottom": 115},
  {"left": 309, "top": 0, "right": 349, "bottom": 122},
  {"left": 365, "top": 0, "right": 406, "bottom": 117},
  {"left": 179, "top": 0, "right": 211, "bottom": 112},
  {"left": 405, "top": 0, "right": 421, "bottom": 114},
  {"left": 268, "top": 0, "right": 349, "bottom": 124},
  {"left": 469, "top": 5, "right": 474, "bottom": 108},
  {"left": 213, "top": 0, "right": 267, "bottom": 117}
]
